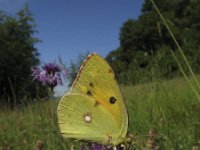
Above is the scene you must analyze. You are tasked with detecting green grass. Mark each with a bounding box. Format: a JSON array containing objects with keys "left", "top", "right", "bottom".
[
  {"left": 0, "top": 77, "right": 200, "bottom": 149},
  {"left": 0, "top": 100, "right": 71, "bottom": 150},
  {"left": 122, "top": 77, "right": 200, "bottom": 149}
]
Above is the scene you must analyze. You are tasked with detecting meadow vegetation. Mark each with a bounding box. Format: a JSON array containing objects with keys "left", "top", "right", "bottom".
[{"left": 0, "top": 77, "right": 200, "bottom": 149}]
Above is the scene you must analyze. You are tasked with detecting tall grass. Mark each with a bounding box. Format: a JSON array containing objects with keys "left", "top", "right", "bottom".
[
  {"left": 150, "top": 0, "right": 200, "bottom": 102},
  {"left": 0, "top": 100, "right": 70, "bottom": 150},
  {"left": 122, "top": 77, "right": 200, "bottom": 149},
  {"left": 0, "top": 77, "right": 199, "bottom": 149}
]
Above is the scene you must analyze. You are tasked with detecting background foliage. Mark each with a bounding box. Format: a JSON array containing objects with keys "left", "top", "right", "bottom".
[
  {"left": 0, "top": 5, "right": 48, "bottom": 106},
  {"left": 106, "top": 0, "right": 200, "bottom": 85}
]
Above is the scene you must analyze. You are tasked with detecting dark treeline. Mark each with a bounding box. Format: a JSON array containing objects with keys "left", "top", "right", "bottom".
[
  {"left": 0, "top": 5, "right": 48, "bottom": 106},
  {"left": 106, "top": 0, "right": 200, "bottom": 85}
]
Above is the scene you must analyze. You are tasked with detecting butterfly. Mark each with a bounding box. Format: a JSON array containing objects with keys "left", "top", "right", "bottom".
[{"left": 57, "top": 53, "right": 128, "bottom": 146}]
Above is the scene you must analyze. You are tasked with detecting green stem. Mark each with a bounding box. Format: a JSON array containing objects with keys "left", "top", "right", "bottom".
[
  {"left": 50, "top": 86, "right": 55, "bottom": 148},
  {"left": 7, "top": 76, "right": 17, "bottom": 106},
  {"left": 150, "top": 0, "right": 200, "bottom": 101},
  {"left": 171, "top": 51, "right": 200, "bottom": 101}
]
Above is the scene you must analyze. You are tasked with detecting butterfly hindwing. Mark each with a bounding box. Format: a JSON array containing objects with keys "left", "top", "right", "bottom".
[{"left": 57, "top": 94, "right": 119, "bottom": 144}]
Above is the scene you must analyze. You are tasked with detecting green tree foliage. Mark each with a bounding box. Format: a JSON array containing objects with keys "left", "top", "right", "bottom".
[
  {"left": 0, "top": 6, "right": 47, "bottom": 105},
  {"left": 106, "top": 0, "right": 200, "bottom": 85}
]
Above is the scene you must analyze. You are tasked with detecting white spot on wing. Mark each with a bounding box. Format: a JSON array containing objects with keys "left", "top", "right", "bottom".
[{"left": 85, "top": 114, "right": 92, "bottom": 123}]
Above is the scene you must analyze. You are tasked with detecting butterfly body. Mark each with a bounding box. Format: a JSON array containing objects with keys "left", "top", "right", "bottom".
[{"left": 57, "top": 53, "right": 128, "bottom": 146}]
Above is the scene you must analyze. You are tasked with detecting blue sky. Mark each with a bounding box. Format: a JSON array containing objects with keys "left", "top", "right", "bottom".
[{"left": 0, "top": 0, "right": 144, "bottom": 95}]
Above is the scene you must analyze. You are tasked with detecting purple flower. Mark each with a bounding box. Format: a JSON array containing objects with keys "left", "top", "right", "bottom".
[
  {"left": 42, "top": 63, "right": 61, "bottom": 73},
  {"left": 81, "top": 144, "right": 86, "bottom": 150},
  {"left": 32, "top": 63, "right": 68, "bottom": 88},
  {"left": 81, "top": 143, "right": 121, "bottom": 150}
]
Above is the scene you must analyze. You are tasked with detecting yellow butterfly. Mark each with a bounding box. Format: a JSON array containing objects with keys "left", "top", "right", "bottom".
[{"left": 57, "top": 53, "right": 128, "bottom": 146}]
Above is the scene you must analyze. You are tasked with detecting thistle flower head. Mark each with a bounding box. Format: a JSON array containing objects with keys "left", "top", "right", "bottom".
[
  {"left": 32, "top": 62, "right": 67, "bottom": 88},
  {"left": 42, "top": 63, "right": 61, "bottom": 73},
  {"left": 80, "top": 133, "right": 138, "bottom": 150},
  {"left": 81, "top": 143, "right": 121, "bottom": 150}
]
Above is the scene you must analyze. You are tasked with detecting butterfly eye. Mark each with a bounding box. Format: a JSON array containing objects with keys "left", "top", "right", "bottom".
[{"left": 109, "top": 96, "right": 116, "bottom": 104}]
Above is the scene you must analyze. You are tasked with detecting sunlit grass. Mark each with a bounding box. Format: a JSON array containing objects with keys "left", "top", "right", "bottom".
[
  {"left": 0, "top": 76, "right": 199, "bottom": 149},
  {"left": 123, "top": 76, "right": 200, "bottom": 149},
  {"left": 0, "top": 100, "right": 70, "bottom": 150}
]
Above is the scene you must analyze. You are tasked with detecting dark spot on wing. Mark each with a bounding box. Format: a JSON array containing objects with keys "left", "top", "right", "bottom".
[
  {"left": 89, "top": 82, "right": 94, "bottom": 87},
  {"left": 94, "top": 100, "right": 99, "bottom": 107},
  {"left": 109, "top": 96, "right": 117, "bottom": 104},
  {"left": 87, "top": 90, "right": 92, "bottom": 96}
]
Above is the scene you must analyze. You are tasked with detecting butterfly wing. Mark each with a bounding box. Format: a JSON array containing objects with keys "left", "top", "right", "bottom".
[
  {"left": 57, "top": 53, "right": 128, "bottom": 145},
  {"left": 57, "top": 94, "right": 122, "bottom": 145}
]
